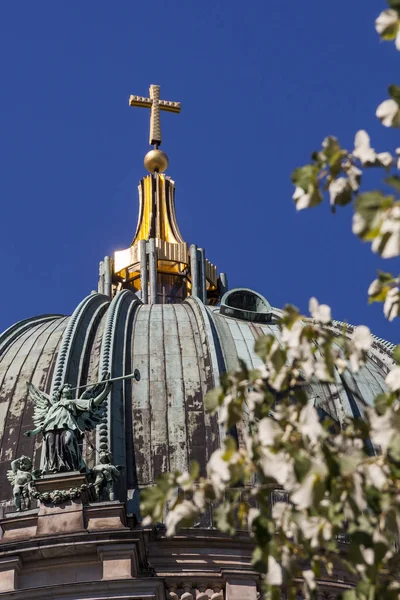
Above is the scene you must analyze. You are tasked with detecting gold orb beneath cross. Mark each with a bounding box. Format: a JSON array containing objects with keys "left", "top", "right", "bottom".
[{"left": 144, "top": 149, "right": 169, "bottom": 173}]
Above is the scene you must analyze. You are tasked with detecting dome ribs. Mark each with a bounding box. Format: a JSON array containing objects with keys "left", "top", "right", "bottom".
[
  {"left": 123, "top": 295, "right": 140, "bottom": 490},
  {"left": 98, "top": 290, "right": 142, "bottom": 492},
  {"left": 169, "top": 303, "right": 191, "bottom": 474},
  {"left": 148, "top": 304, "right": 170, "bottom": 477},
  {"left": 0, "top": 315, "right": 64, "bottom": 359},
  {"left": 131, "top": 303, "right": 154, "bottom": 486},
  {"left": 183, "top": 298, "right": 223, "bottom": 472},
  {"left": 0, "top": 317, "right": 67, "bottom": 502},
  {"left": 50, "top": 293, "right": 111, "bottom": 397}
]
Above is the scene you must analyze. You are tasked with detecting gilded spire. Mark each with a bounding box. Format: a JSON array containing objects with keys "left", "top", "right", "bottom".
[
  {"left": 129, "top": 84, "right": 181, "bottom": 173},
  {"left": 99, "top": 83, "right": 219, "bottom": 305}
]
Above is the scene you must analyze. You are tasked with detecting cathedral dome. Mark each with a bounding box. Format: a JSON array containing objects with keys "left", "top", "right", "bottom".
[{"left": 0, "top": 292, "right": 395, "bottom": 508}]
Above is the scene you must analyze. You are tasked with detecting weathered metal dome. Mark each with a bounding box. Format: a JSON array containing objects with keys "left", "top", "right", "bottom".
[{"left": 0, "top": 291, "right": 395, "bottom": 509}]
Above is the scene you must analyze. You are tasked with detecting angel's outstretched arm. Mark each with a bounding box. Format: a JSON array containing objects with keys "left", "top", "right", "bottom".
[
  {"left": 86, "top": 374, "right": 111, "bottom": 407},
  {"left": 92, "top": 380, "right": 112, "bottom": 407},
  {"left": 24, "top": 426, "right": 42, "bottom": 437}
]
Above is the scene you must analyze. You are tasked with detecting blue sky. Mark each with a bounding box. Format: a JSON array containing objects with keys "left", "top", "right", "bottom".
[{"left": 0, "top": 1, "right": 398, "bottom": 342}]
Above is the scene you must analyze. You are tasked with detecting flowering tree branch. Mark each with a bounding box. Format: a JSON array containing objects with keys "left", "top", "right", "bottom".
[{"left": 141, "top": 4, "right": 400, "bottom": 599}]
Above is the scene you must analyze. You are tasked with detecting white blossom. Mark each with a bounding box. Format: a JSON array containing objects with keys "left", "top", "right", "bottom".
[
  {"left": 258, "top": 417, "right": 281, "bottom": 447},
  {"left": 260, "top": 448, "right": 295, "bottom": 487},
  {"left": 207, "top": 449, "right": 231, "bottom": 497},
  {"left": 298, "top": 403, "right": 326, "bottom": 445},
  {"left": 247, "top": 507, "right": 260, "bottom": 530},
  {"left": 384, "top": 286, "right": 400, "bottom": 321},
  {"left": 375, "top": 9, "right": 400, "bottom": 49},
  {"left": 371, "top": 205, "right": 400, "bottom": 258},
  {"left": 368, "top": 406, "right": 399, "bottom": 453},
  {"left": 176, "top": 471, "right": 193, "bottom": 491},
  {"left": 377, "top": 151, "right": 394, "bottom": 166},
  {"left": 266, "top": 555, "right": 283, "bottom": 586},
  {"left": 386, "top": 366, "right": 400, "bottom": 392},
  {"left": 348, "top": 326, "right": 372, "bottom": 372},
  {"left": 353, "top": 130, "right": 376, "bottom": 165},
  {"left": 281, "top": 321, "right": 315, "bottom": 381},
  {"left": 165, "top": 500, "right": 198, "bottom": 536},
  {"left": 309, "top": 297, "right": 331, "bottom": 324},
  {"left": 291, "top": 458, "right": 328, "bottom": 509},
  {"left": 361, "top": 546, "right": 375, "bottom": 566},
  {"left": 353, "top": 325, "right": 372, "bottom": 351},
  {"left": 376, "top": 99, "right": 400, "bottom": 128},
  {"left": 345, "top": 164, "right": 362, "bottom": 191},
  {"left": 353, "top": 129, "right": 393, "bottom": 165},
  {"left": 328, "top": 177, "right": 352, "bottom": 207},
  {"left": 302, "top": 569, "right": 316, "bottom": 591},
  {"left": 368, "top": 278, "right": 382, "bottom": 297},
  {"left": 246, "top": 389, "right": 264, "bottom": 413},
  {"left": 292, "top": 185, "right": 321, "bottom": 211},
  {"left": 364, "top": 463, "right": 387, "bottom": 490}
]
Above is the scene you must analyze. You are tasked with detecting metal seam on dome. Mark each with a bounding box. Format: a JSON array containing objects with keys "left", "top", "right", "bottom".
[
  {"left": 15, "top": 318, "right": 67, "bottom": 462},
  {"left": 75, "top": 302, "right": 110, "bottom": 396},
  {"left": 50, "top": 294, "right": 110, "bottom": 396},
  {"left": 170, "top": 303, "right": 191, "bottom": 471},
  {"left": 0, "top": 315, "right": 63, "bottom": 359},
  {"left": 98, "top": 290, "right": 141, "bottom": 459},
  {"left": 185, "top": 297, "right": 224, "bottom": 451},
  {"left": 0, "top": 319, "right": 61, "bottom": 462},
  {"left": 122, "top": 295, "right": 141, "bottom": 489}
]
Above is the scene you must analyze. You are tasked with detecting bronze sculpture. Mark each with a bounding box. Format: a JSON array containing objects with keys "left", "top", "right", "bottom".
[
  {"left": 24, "top": 375, "right": 111, "bottom": 473},
  {"left": 93, "top": 451, "right": 123, "bottom": 501},
  {"left": 7, "top": 456, "right": 41, "bottom": 511}
]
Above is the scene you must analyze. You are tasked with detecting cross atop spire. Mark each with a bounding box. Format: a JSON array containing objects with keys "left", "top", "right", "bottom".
[{"left": 129, "top": 84, "right": 181, "bottom": 147}]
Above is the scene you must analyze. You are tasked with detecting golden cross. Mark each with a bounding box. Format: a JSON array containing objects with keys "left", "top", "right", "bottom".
[{"left": 129, "top": 84, "right": 181, "bottom": 147}]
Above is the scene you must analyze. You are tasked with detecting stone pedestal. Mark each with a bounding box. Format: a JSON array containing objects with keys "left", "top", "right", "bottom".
[
  {"left": 0, "top": 556, "right": 22, "bottom": 592},
  {"left": 85, "top": 501, "right": 128, "bottom": 531},
  {"left": 97, "top": 543, "right": 139, "bottom": 580},
  {"left": 35, "top": 471, "right": 93, "bottom": 536},
  {"left": 0, "top": 509, "right": 38, "bottom": 542},
  {"left": 226, "top": 579, "right": 258, "bottom": 600}
]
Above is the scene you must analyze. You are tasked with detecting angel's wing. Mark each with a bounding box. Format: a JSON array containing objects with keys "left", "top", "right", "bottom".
[
  {"left": 6, "top": 470, "right": 16, "bottom": 485},
  {"left": 75, "top": 403, "right": 107, "bottom": 432},
  {"left": 75, "top": 380, "right": 109, "bottom": 432},
  {"left": 80, "top": 381, "right": 109, "bottom": 401},
  {"left": 27, "top": 382, "right": 52, "bottom": 428}
]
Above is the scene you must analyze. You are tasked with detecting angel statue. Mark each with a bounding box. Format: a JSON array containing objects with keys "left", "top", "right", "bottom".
[
  {"left": 7, "top": 456, "right": 41, "bottom": 511},
  {"left": 92, "top": 451, "right": 123, "bottom": 501},
  {"left": 24, "top": 375, "right": 111, "bottom": 473}
]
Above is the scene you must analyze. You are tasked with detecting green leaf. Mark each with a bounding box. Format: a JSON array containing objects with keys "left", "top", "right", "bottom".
[
  {"left": 342, "top": 590, "right": 357, "bottom": 600},
  {"left": 291, "top": 164, "right": 318, "bottom": 192},
  {"left": 251, "top": 514, "right": 272, "bottom": 546},
  {"left": 393, "top": 344, "right": 400, "bottom": 365},
  {"left": 388, "top": 0, "right": 400, "bottom": 16},
  {"left": 204, "top": 387, "right": 222, "bottom": 413},
  {"left": 389, "top": 435, "right": 400, "bottom": 462},
  {"left": 389, "top": 84, "right": 400, "bottom": 106},
  {"left": 331, "top": 180, "right": 352, "bottom": 207},
  {"left": 214, "top": 502, "right": 236, "bottom": 536},
  {"left": 255, "top": 334, "right": 275, "bottom": 360},
  {"left": 189, "top": 460, "right": 200, "bottom": 480},
  {"left": 223, "top": 435, "right": 238, "bottom": 458},
  {"left": 294, "top": 453, "right": 312, "bottom": 482},
  {"left": 374, "top": 393, "right": 390, "bottom": 415},
  {"left": 355, "top": 191, "right": 393, "bottom": 240},
  {"left": 251, "top": 545, "right": 268, "bottom": 573},
  {"left": 385, "top": 174, "right": 400, "bottom": 193}
]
